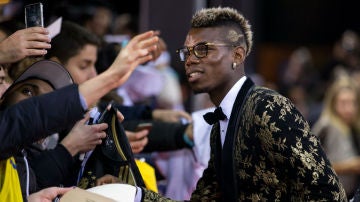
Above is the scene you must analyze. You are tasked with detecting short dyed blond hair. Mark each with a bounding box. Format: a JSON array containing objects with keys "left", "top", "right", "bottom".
[{"left": 191, "top": 7, "right": 253, "bottom": 56}]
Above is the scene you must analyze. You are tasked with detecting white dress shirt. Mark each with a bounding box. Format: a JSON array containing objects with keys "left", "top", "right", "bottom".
[
  {"left": 134, "top": 76, "right": 248, "bottom": 201},
  {"left": 218, "top": 76, "right": 247, "bottom": 147}
]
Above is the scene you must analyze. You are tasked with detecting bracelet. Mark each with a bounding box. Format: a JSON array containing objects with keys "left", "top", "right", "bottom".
[{"left": 183, "top": 133, "right": 194, "bottom": 148}]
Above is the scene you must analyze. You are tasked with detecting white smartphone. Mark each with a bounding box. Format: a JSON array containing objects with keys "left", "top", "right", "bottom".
[{"left": 25, "top": 2, "right": 44, "bottom": 28}]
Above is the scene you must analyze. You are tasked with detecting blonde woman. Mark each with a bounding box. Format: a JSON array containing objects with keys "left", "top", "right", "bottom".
[{"left": 312, "top": 74, "right": 360, "bottom": 198}]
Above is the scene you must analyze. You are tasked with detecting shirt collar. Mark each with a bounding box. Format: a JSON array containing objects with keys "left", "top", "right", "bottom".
[{"left": 219, "top": 76, "right": 247, "bottom": 120}]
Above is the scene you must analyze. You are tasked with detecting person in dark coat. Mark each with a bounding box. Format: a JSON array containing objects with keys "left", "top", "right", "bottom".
[{"left": 0, "top": 60, "right": 108, "bottom": 199}]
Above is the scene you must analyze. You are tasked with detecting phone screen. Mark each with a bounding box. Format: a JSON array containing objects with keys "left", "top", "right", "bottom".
[{"left": 25, "top": 3, "right": 44, "bottom": 28}]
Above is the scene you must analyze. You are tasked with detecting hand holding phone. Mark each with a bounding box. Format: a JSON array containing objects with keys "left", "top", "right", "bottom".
[{"left": 25, "top": 3, "right": 44, "bottom": 28}]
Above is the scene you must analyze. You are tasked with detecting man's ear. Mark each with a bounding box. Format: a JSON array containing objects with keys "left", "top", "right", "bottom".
[{"left": 233, "top": 46, "right": 246, "bottom": 65}]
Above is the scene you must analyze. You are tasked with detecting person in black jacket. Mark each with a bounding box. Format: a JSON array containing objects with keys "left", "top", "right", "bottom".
[
  {"left": 138, "top": 7, "right": 347, "bottom": 201},
  {"left": 0, "top": 60, "right": 109, "bottom": 199}
]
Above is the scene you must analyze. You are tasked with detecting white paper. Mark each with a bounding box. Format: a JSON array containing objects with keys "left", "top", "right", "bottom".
[
  {"left": 87, "top": 184, "right": 137, "bottom": 202},
  {"left": 47, "top": 17, "right": 62, "bottom": 39}
]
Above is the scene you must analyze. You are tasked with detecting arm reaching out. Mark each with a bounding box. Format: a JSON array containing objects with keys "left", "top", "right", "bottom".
[{"left": 79, "top": 31, "right": 159, "bottom": 107}]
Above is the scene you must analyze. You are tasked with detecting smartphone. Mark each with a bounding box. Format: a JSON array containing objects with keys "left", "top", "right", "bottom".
[
  {"left": 135, "top": 123, "right": 153, "bottom": 132},
  {"left": 25, "top": 3, "right": 44, "bottom": 28}
]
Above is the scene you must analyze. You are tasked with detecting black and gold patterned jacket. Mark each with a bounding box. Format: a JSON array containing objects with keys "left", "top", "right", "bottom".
[{"left": 142, "top": 78, "right": 347, "bottom": 202}]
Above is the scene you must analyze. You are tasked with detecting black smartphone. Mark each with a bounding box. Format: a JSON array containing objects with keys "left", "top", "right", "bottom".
[
  {"left": 135, "top": 123, "right": 153, "bottom": 132},
  {"left": 25, "top": 3, "right": 44, "bottom": 28}
]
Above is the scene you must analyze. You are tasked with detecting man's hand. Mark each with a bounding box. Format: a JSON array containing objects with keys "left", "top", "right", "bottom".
[
  {"left": 108, "top": 31, "right": 159, "bottom": 87},
  {"left": 126, "top": 130, "right": 149, "bottom": 154},
  {"left": 27, "top": 187, "right": 73, "bottom": 202},
  {"left": 0, "top": 27, "right": 51, "bottom": 64},
  {"left": 78, "top": 31, "right": 159, "bottom": 108},
  {"left": 152, "top": 109, "right": 192, "bottom": 123},
  {"left": 61, "top": 113, "right": 108, "bottom": 156}
]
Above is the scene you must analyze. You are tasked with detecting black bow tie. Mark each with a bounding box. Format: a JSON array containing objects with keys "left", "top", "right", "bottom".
[{"left": 203, "top": 107, "right": 227, "bottom": 125}]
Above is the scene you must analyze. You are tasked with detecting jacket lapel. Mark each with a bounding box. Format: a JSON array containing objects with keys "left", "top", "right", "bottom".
[{"left": 219, "top": 78, "right": 255, "bottom": 201}]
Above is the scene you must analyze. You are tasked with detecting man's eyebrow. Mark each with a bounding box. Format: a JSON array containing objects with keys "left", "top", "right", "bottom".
[{"left": 83, "top": 59, "right": 93, "bottom": 65}]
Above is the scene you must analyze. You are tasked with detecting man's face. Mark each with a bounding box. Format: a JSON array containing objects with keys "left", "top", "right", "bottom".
[
  {"left": 65, "top": 44, "right": 98, "bottom": 84},
  {"left": 1, "top": 79, "right": 54, "bottom": 107},
  {"left": 183, "top": 27, "right": 237, "bottom": 96}
]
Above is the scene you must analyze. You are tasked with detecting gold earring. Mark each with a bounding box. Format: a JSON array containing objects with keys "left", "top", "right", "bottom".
[{"left": 232, "top": 62, "right": 237, "bottom": 70}]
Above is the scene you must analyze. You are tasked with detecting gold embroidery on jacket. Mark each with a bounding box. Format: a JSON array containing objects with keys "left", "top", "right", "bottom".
[{"left": 142, "top": 86, "right": 347, "bottom": 202}]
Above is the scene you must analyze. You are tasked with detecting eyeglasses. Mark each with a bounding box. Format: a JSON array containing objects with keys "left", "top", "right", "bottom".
[{"left": 176, "top": 42, "right": 236, "bottom": 62}]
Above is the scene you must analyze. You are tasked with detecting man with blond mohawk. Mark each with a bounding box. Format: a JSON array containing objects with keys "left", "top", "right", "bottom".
[{"left": 140, "top": 6, "right": 347, "bottom": 201}]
